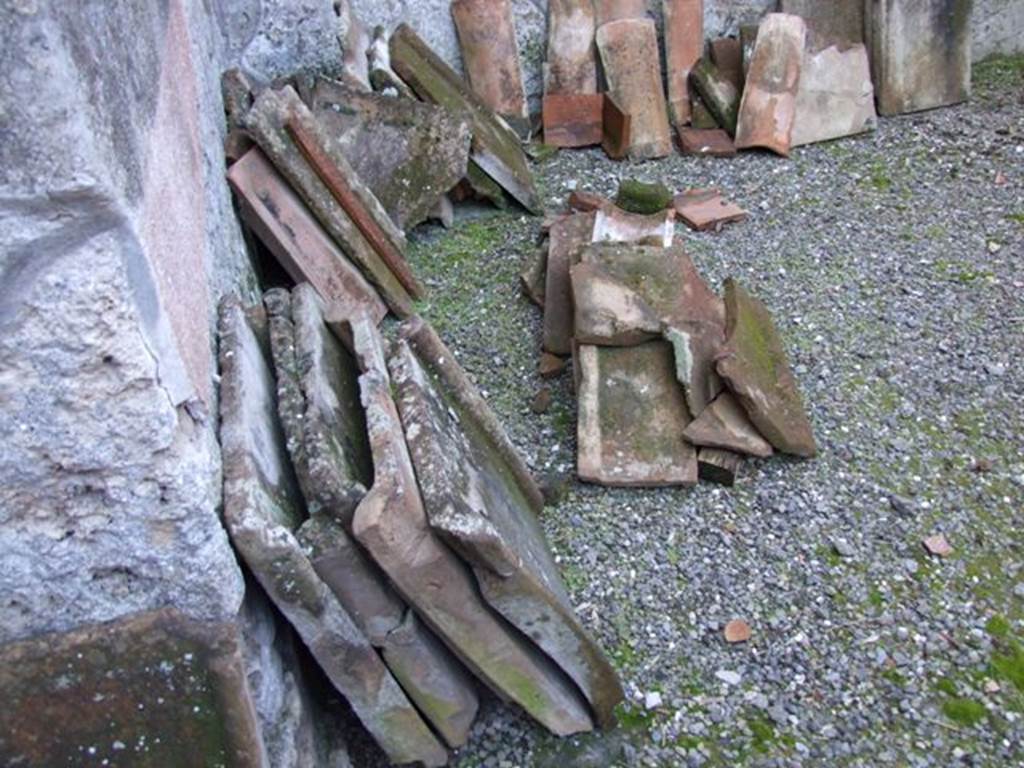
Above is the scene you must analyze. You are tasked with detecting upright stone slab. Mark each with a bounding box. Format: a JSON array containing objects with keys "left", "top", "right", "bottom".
[
  {"left": 245, "top": 87, "right": 416, "bottom": 318},
  {"left": 546, "top": 0, "right": 599, "bottom": 95},
  {"left": 593, "top": 0, "right": 648, "bottom": 26},
  {"left": 577, "top": 342, "right": 697, "bottom": 487},
  {"left": 780, "top": 0, "right": 864, "bottom": 46},
  {"left": 390, "top": 320, "right": 624, "bottom": 728},
  {"left": 791, "top": 43, "right": 877, "bottom": 148},
  {"left": 309, "top": 77, "right": 471, "bottom": 230},
  {"left": 689, "top": 58, "right": 740, "bottom": 136},
  {"left": 715, "top": 280, "right": 817, "bottom": 457},
  {"left": 544, "top": 212, "right": 599, "bottom": 355},
  {"left": 346, "top": 316, "right": 593, "bottom": 737},
  {"left": 682, "top": 391, "right": 774, "bottom": 458},
  {"left": 229, "top": 150, "right": 387, "bottom": 325},
  {"left": 865, "top": 0, "right": 971, "bottom": 116},
  {"left": 581, "top": 244, "right": 725, "bottom": 416},
  {"left": 596, "top": 19, "right": 674, "bottom": 159},
  {"left": 390, "top": 23, "right": 541, "bottom": 213},
  {"left": 663, "top": 0, "right": 703, "bottom": 127},
  {"left": 0, "top": 610, "right": 267, "bottom": 768},
  {"left": 452, "top": 0, "right": 528, "bottom": 120},
  {"left": 217, "top": 297, "right": 448, "bottom": 768},
  {"left": 735, "top": 14, "right": 807, "bottom": 156}
]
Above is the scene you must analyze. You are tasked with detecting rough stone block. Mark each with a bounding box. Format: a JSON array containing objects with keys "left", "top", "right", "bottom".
[
  {"left": 217, "top": 297, "right": 447, "bottom": 767},
  {"left": 866, "top": 0, "right": 972, "bottom": 116},
  {"left": 596, "top": 18, "right": 674, "bottom": 159},
  {"left": 452, "top": 0, "right": 529, "bottom": 119},
  {"left": 715, "top": 279, "right": 817, "bottom": 457},
  {"left": 674, "top": 188, "right": 748, "bottom": 231},
  {"left": 229, "top": 150, "right": 388, "bottom": 325},
  {"left": 347, "top": 315, "right": 592, "bottom": 736},
  {"left": 309, "top": 77, "right": 471, "bottom": 231},
  {"left": 546, "top": 0, "right": 599, "bottom": 95},
  {"left": 390, "top": 318, "right": 624, "bottom": 728},
  {"left": 390, "top": 23, "right": 541, "bottom": 213},
  {"left": 0, "top": 609, "right": 266, "bottom": 768},
  {"left": 791, "top": 43, "right": 877, "bottom": 148},
  {"left": 735, "top": 14, "right": 807, "bottom": 156},
  {"left": 663, "top": 0, "right": 704, "bottom": 127}
]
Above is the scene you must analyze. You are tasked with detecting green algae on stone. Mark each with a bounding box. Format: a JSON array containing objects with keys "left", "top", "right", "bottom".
[{"left": 615, "top": 179, "right": 672, "bottom": 215}]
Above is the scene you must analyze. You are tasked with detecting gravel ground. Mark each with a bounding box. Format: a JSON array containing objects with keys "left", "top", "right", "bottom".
[{"left": 375, "top": 58, "right": 1024, "bottom": 767}]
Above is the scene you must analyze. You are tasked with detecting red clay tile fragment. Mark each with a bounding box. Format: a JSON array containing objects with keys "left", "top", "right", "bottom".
[
  {"left": 723, "top": 619, "right": 752, "bottom": 643},
  {"left": 677, "top": 128, "right": 737, "bottom": 157},
  {"left": 922, "top": 534, "right": 953, "bottom": 558},
  {"left": 673, "top": 189, "right": 747, "bottom": 231},
  {"left": 601, "top": 94, "right": 633, "bottom": 160},
  {"left": 735, "top": 14, "right": 807, "bottom": 156},
  {"left": 596, "top": 18, "right": 673, "bottom": 159},
  {"left": 709, "top": 37, "right": 744, "bottom": 91},
  {"left": 451, "top": 0, "right": 528, "bottom": 120},
  {"left": 663, "top": 0, "right": 703, "bottom": 127},
  {"left": 546, "top": 0, "right": 598, "bottom": 95},
  {"left": 543, "top": 93, "right": 605, "bottom": 148}
]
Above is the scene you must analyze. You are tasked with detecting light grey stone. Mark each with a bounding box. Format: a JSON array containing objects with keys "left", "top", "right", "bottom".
[{"left": 791, "top": 42, "right": 877, "bottom": 148}]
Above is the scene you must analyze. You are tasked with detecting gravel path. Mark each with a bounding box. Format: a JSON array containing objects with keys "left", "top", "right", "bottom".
[{"left": 391, "top": 58, "right": 1024, "bottom": 767}]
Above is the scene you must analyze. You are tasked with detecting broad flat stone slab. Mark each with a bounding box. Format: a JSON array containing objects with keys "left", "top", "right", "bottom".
[
  {"left": 217, "top": 297, "right": 448, "bottom": 767},
  {"left": 543, "top": 212, "right": 599, "bottom": 355},
  {"left": 689, "top": 58, "right": 740, "bottom": 136},
  {"left": 780, "top": 0, "right": 864, "bottom": 47},
  {"left": 663, "top": 0, "right": 703, "bottom": 127},
  {"left": 581, "top": 243, "right": 725, "bottom": 415},
  {"left": 682, "top": 391, "right": 774, "bottom": 457},
  {"left": 310, "top": 77, "right": 471, "bottom": 230},
  {"left": 735, "top": 14, "right": 807, "bottom": 156},
  {"left": 546, "top": 0, "right": 598, "bottom": 95},
  {"left": 543, "top": 93, "right": 605, "bottom": 148},
  {"left": 571, "top": 262, "right": 662, "bottom": 346},
  {"left": 577, "top": 342, "right": 697, "bottom": 486},
  {"left": 596, "top": 19, "right": 673, "bottom": 159},
  {"left": 298, "top": 514, "right": 479, "bottom": 748},
  {"left": 715, "top": 279, "right": 817, "bottom": 457},
  {"left": 229, "top": 149, "right": 388, "bottom": 325},
  {"left": 791, "top": 43, "right": 877, "bottom": 148},
  {"left": 347, "top": 315, "right": 592, "bottom": 736},
  {"left": 390, "top": 318, "right": 623, "bottom": 728},
  {"left": 866, "top": 0, "right": 971, "bottom": 116},
  {"left": 678, "top": 128, "right": 737, "bottom": 157},
  {"left": 0, "top": 609, "right": 266, "bottom": 768},
  {"left": 674, "top": 188, "right": 748, "bottom": 231},
  {"left": 452, "top": 0, "right": 528, "bottom": 120},
  {"left": 245, "top": 87, "right": 416, "bottom": 318},
  {"left": 390, "top": 23, "right": 540, "bottom": 213}
]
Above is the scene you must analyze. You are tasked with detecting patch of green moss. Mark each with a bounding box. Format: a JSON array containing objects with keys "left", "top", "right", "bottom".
[
  {"left": 986, "top": 615, "right": 1012, "bottom": 639},
  {"left": 615, "top": 179, "right": 672, "bottom": 215},
  {"left": 990, "top": 640, "right": 1024, "bottom": 692},
  {"left": 973, "top": 54, "right": 1024, "bottom": 91},
  {"left": 941, "top": 697, "right": 987, "bottom": 727},
  {"left": 935, "top": 677, "right": 957, "bottom": 696}
]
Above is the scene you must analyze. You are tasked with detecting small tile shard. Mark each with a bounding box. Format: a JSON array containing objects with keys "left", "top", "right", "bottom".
[
  {"left": 723, "top": 618, "right": 752, "bottom": 643},
  {"left": 663, "top": 0, "right": 703, "bottom": 127},
  {"left": 451, "top": 0, "right": 528, "bottom": 121},
  {"left": 391, "top": 318, "right": 624, "bottom": 727},
  {"left": 735, "top": 14, "right": 807, "bottom": 156},
  {"left": 673, "top": 189, "right": 748, "bottom": 231},
  {"left": 348, "top": 316, "right": 591, "bottom": 736},
  {"left": 228, "top": 149, "right": 387, "bottom": 324},
  {"left": 543, "top": 93, "right": 605, "bottom": 148},
  {"left": 677, "top": 128, "right": 737, "bottom": 157},
  {"left": 682, "top": 392, "right": 774, "bottom": 458},
  {"left": 791, "top": 43, "right": 877, "bottom": 148},
  {"left": 539, "top": 352, "right": 568, "bottom": 378},
  {"left": 922, "top": 533, "right": 953, "bottom": 558},
  {"left": 390, "top": 23, "right": 541, "bottom": 213},
  {"left": 689, "top": 58, "right": 740, "bottom": 136},
  {"left": 698, "top": 447, "right": 743, "bottom": 486},
  {"left": 569, "top": 189, "right": 613, "bottom": 213},
  {"left": 715, "top": 279, "right": 817, "bottom": 457},
  {"left": 309, "top": 77, "right": 471, "bottom": 230},
  {"left": 596, "top": 18, "right": 674, "bottom": 159},
  {"left": 546, "top": 0, "right": 599, "bottom": 95},
  {"left": 868, "top": 1, "right": 972, "bottom": 113},
  {"left": 217, "top": 297, "right": 448, "bottom": 768}
]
